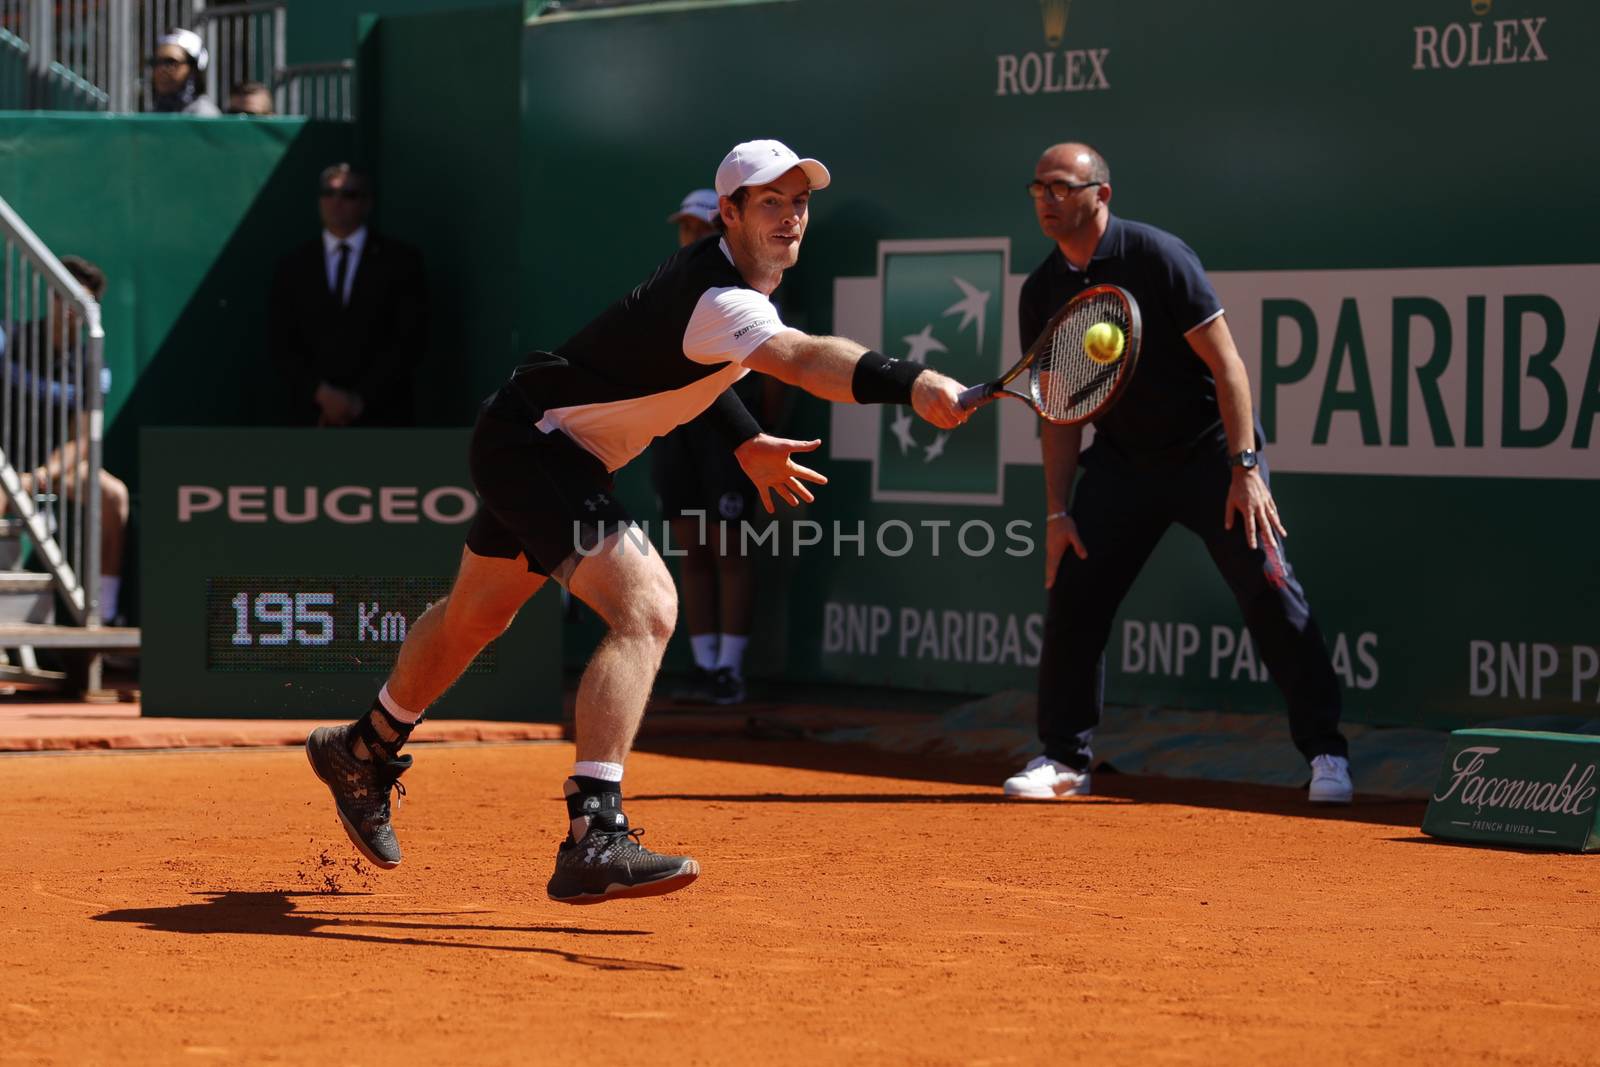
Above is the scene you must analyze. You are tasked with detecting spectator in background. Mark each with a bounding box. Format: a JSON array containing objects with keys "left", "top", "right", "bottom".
[
  {"left": 226, "top": 81, "right": 274, "bottom": 116},
  {"left": 149, "top": 29, "right": 220, "bottom": 116},
  {"left": 269, "top": 164, "right": 429, "bottom": 427},
  {"left": 649, "top": 189, "right": 785, "bottom": 705},
  {"left": 0, "top": 257, "right": 131, "bottom": 624},
  {"left": 670, "top": 188, "right": 719, "bottom": 248}
]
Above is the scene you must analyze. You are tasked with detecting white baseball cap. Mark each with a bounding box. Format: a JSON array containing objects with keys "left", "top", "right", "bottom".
[
  {"left": 714, "top": 139, "right": 831, "bottom": 198},
  {"left": 667, "top": 188, "right": 720, "bottom": 225},
  {"left": 157, "top": 28, "right": 209, "bottom": 71}
]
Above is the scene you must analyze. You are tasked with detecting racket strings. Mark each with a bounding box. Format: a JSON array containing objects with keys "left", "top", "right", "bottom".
[{"left": 1035, "top": 292, "right": 1130, "bottom": 421}]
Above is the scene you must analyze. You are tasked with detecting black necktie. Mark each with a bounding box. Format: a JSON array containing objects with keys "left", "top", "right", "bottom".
[{"left": 332, "top": 242, "right": 351, "bottom": 305}]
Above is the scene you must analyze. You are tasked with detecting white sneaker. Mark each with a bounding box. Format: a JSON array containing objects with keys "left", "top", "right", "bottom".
[
  {"left": 1308, "top": 754, "right": 1353, "bottom": 804},
  {"left": 1002, "top": 756, "right": 1091, "bottom": 799}
]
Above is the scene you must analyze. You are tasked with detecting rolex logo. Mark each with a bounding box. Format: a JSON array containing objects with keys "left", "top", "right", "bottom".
[
  {"left": 998, "top": 0, "right": 1109, "bottom": 98},
  {"left": 1040, "top": 0, "right": 1071, "bottom": 46},
  {"left": 1411, "top": 4, "right": 1548, "bottom": 70}
]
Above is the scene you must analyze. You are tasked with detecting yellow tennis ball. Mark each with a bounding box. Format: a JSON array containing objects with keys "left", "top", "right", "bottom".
[{"left": 1084, "top": 322, "right": 1125, "bottom": 365}]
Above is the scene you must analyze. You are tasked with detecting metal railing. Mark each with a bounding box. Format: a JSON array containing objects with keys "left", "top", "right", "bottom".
[
  {"left": 0, "top": 0, "right": 124, "bottom": 110},
  {"left": 192, "top": 0, "right": 281, "bottom": 114},
  {"left": 538, "top": 0, "right": 671, "bottom": 11},
  {"left": 274, "top": 59, "right": 353, "bottom": 121},
  {"left": 0, "top": 194, "right": 104, "bottom": 630},
  {"left": 0, "top": 0, "right": 351, "bottom": 119}
]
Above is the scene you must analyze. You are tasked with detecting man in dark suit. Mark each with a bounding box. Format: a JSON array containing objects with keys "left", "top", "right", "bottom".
[{"left": 269, "top": 163, "right": 428, "bottom": 426}]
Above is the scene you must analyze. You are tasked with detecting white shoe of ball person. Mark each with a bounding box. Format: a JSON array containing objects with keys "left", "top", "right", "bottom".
[
  {"left": 1002, "top": 755, "right": 1092, "bottom": 799},
  {"left": 1307, "top": 754, "right": 1354, "bottom": 804}
]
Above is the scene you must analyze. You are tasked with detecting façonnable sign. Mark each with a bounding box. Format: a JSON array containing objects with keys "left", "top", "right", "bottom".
[{"left": 1422, "top": 729, "right": 1600, "bottom": 852}]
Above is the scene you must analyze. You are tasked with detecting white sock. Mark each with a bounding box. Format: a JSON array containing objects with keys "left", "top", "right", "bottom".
[
  {"left": 572, "top": 760, "right": 624, "bottom": 782},
  {"left": 690, "top": 633, "right": 719, "bottom": 671},
  {"left": 378, "top": 684, "right": 426, "bottom": 724},
  {"left": 99, "top": 576, "right": 121, "bottom": 623},
  {"left": 715, "top": 634, "right": 748, "bottom": 677}
]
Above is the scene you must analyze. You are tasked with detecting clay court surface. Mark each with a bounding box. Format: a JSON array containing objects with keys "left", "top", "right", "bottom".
[{"left": 3, "top": 737, "right": 1597, "bottom": 1065}]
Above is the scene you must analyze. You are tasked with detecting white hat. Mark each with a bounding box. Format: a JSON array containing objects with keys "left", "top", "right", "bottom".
[
  {"left": 158, "top": 28, "right": 209, "bottom": 71},
  {"left": 667, "top": 189, "right": 720, "bottom": 225},
  {"left": 714, "top": 139, "right": 831, "bottom": 198}
]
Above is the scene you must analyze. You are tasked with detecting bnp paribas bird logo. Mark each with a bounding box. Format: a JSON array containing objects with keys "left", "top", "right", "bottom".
[
  {"left": 1040, "top": 0, "right": 1072, "bottom": 46},
  {"left": 874, "top": 243, "right": 1006, "bottom": 502}
]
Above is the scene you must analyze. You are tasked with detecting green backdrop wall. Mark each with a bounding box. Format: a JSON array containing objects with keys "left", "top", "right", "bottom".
[
  {"left": 7, "top": 0, "right": 1594, "bottom": 730},
  {"left": 369, "top": 4, "right": 526, "bottom": 421},
  {"left": 516, "top": 0, "right": 1600, "bottom": 727},
  {"left": 0, "top": 113, "right": 355, "bottom": 481},
  {"left": 281, "top": 0, "right": 523, "bottom": 65}
]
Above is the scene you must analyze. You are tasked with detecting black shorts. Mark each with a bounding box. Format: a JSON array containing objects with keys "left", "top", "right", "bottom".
[
  {"left": 465, "top": 394, "right": 634, "bottom": 576},
  {"left": 649, "top": 419, "right": 756, "bottom": 523}
]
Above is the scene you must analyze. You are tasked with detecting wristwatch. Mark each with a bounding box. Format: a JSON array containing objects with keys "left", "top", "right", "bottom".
[{"left": 1230, "top": 448, "right": 1259, "bottom": 471}]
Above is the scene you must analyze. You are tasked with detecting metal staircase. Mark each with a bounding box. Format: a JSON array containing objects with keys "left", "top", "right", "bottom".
[{"left": 0, "top": 195, "right": 137, "bottom": 696}]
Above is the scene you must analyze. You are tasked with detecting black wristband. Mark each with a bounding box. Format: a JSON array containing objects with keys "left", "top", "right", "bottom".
[
  {"left": 851, "top": 349, "right": 925, "bottom": 405},
  {"left": 700, "top": 387, "right": 762, "bottom": 448}
]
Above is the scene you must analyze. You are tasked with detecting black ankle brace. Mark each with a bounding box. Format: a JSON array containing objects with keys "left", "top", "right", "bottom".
[
  {"left": 566, "top": 778, "right": 628, "bottom": 833},
  {"left": 353, "top": 700, "right": 420, "bottom": 763}
]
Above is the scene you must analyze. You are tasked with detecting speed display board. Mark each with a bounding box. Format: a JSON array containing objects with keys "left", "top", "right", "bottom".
[
  {"left": 204, "top": 576, "right": 495, "bottom": 674},
  {"left": 141, "top": 428, "right": 559, "bottom": 719}
]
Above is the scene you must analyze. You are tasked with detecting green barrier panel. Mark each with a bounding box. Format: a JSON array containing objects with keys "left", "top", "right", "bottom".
[
  {"left": 370, "top": 4, "right": 526, "bottom": 420},
  {"left": 0, "top": 114, "right": 356, "bottom": 476},
  {"left": 140, "top": 427, "right": 561, "bottom": 719},
  {"left": 281, "top": 0, "right": 521, "bottom": 65},
  {"left": 1424, "top": 729, "right": 1600, "bottom": 852},
  {"left": 511, "top": 0, "right": 1600, "bottom": 727}
]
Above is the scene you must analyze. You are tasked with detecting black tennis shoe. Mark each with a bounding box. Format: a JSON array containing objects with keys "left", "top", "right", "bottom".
[
  {"left": 708, "top": 667, "right": 746, "bottom": 706},
  {"left": 305, "top": 724, "right": 412, "bottom": 869},
  {"left": 546, "top": 823, "right": 700, "bottom": 904}
]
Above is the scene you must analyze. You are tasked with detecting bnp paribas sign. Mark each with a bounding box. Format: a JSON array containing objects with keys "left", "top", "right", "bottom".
[
  {"left": 837, "top": 257, "right": 1600, "bottom": 486},
  {"left": 1216, "top": 264, "right": 1600, "bottom": 480},
  {"left": 1423, "top": 729, "right": 1600, "bottom": 852}
]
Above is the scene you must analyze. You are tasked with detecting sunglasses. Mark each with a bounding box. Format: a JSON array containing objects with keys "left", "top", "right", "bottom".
[{"left": 319, "top": 187, "right": 369, "bottom": 201}]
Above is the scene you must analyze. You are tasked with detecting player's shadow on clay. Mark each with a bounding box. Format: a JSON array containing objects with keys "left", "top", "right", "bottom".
[
  {"left": 633, "top": 784, "right": 1421, "bottom": 825},
  {"left": 633, "top": 792, "right": 1018, "bottom": 805},
  {"left": 92, "top": 891, "right": 681, "bottom": 971}
]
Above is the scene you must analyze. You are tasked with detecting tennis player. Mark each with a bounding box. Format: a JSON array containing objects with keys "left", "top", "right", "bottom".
[{"left": 308, "top": 139, "right": 969, "bottom": 903}]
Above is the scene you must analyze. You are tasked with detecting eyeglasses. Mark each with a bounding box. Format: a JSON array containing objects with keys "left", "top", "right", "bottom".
[
  {"left": 150, "top": 56, "right": 189, "bottom": 70},
  {"left": 1026, "top": 180, "right": 1102, "bottom": 202},
  {"left": 320, "top": 187, "right": 368, "bottom": 201}
]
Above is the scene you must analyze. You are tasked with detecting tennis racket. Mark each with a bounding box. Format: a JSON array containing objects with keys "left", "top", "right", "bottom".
[{"left": 956, "top": 283, "right": 1141, "bottom": 424}]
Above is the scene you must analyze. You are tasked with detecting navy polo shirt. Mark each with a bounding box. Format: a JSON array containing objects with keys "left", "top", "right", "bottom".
[
  {"left": 1018, "top": 214, "right": 1225, "bottom": 458},
  {"left": 0, "top": 319, "right": 113, "bottom": 404}
]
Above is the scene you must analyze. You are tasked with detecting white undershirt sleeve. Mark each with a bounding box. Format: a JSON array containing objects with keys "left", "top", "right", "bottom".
[{"left": 682, "top": 286, "right": 796, "bottom": 365}]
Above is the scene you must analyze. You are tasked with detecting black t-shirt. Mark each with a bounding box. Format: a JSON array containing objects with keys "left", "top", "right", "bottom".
[
  {"left": 496, "top": 236, "right": 788, "bottom": 471},
  {"left": 1018, "top": 214, "right": 1225, "bottom": 458}
]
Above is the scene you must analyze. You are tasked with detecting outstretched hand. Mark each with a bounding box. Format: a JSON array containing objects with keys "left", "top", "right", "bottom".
[
  {"left": 911, "top": 370, "right": 971, "bottom": 430},
  {"left": 734, "top": 434, "right": 829, "bottom": 514}
]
